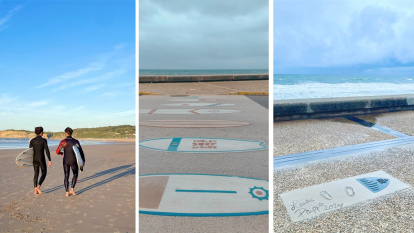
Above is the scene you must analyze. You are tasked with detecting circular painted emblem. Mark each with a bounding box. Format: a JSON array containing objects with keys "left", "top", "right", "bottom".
[{"left": 249, "top": 186, "right": 269, "bottom": 201}]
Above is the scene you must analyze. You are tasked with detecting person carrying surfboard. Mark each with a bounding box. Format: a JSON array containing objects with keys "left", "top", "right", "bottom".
[
  {"left": 56, "top": 127, "right": 85, "bottom": 197},
  {"left": 29, "top": 126, "right": 52, "bottom": 195}
]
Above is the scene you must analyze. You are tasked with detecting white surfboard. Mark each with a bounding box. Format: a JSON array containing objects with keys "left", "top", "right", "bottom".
[
  {"left": 161, "top": 103, "right": 234, "bottom": 107},
  {"left": 139, "top": 174, "right": 269, "bottom": 216},
  {"left": 139, "top": 137, "right": 267, "bottom": 153},
  {"left": 73, "top": 146, "right": 84, "bottom": 173},
  {"left": 139, "top": 120, "right": 250, "bottom": 128},
  {"left": 139, "top": 109, "right": 240, "bottom": 114},
  {"left": 16, "top": 148, "right": 34, "bottom": 166}
]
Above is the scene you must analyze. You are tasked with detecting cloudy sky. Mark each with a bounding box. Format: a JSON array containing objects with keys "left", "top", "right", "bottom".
[
  {"left": 139, "top": 0, "right": 268, "bottom": 70},
  {"left": 0, "top": 0, "right": 135, "bottom": 131},
  {"left": 274, "top": 0, "right": 414, "bottom": 75}
]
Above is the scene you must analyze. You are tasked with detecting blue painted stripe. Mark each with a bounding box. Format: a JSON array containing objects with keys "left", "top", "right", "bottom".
[
  {"left": 167, "top": 138, "right": 182, "bottom": 151},
  {"left": 176, "top": 189, "right": 237, "bottom": 194},
  {"left": 139, "top": 210, "right": 269, "bottom": 217}
]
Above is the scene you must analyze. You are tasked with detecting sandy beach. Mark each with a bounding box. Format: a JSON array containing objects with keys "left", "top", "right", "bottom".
[{"left": 0, "top": 143, "right": 135, "bottom": 232}]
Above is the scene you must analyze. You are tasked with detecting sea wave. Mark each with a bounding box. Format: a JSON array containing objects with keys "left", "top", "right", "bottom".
[{"left": 274, "top": 82, "right": 414, "bottom": 100}]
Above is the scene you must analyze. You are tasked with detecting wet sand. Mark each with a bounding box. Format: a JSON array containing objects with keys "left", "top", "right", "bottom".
[{"left": 0, "top": 144, "right": 135, "bottom": 232}]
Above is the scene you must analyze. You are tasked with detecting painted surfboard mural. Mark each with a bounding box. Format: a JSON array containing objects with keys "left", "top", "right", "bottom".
[
  {"left": 139, "top": 137, "right": 267, "bottom": 153},
  {"left": 161, "top": 103, "right": 234, "bottom": 107},
  {"left": 139, "top": 174, "right": 269, "bottom": 217},
  {"left": 167, "top": 98, "right": 224, "bottom": 102},
  {"left": 139, "top": 120, "right": 250, "bottom": 128},
  {"left": 139, "top": 109, "right": 240, "bottom": 114}
]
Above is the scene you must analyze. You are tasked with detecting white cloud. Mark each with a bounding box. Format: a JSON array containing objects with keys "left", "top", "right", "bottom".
[
  {"left": 274, "top": 1, "right": 414, "bottom": 70},
  {"left": 0, "top": 5, "right": 24, "bottom": 27},
  {"left": 85, "top": 84, "right": 105, "bottom": 92},
  {"left": 36, "top": 62, "right": 104, "bottom": 89},
  {"left": 29, "top": 100, "right": 49, "bottom": 107},
  {"left": 112, "top": 109, "right": 135, "bottom": 116}
]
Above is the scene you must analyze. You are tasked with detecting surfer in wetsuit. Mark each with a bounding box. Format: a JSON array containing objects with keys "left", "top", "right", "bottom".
[
  {"left": 56, "top": 127, "right": 85, "bottom": 196},
  {"left": 29, "top": 126, "right": 52, "bottom": 195}
]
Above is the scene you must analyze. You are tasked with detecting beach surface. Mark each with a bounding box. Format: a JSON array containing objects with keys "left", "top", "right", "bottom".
[{"left": 0, "top": 143, "right": 135, "bottom": 232}]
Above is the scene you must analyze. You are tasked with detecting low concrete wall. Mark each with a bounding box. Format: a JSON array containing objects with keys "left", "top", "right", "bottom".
[
  {"left": 139, "top": 74, "right": 268, "bottom": 83},
  {"left": 274, "top": 94, "right": 414, "bottom": 121}
]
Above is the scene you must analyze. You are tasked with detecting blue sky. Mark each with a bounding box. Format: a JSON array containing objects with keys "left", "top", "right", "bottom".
[
  {"left": 0, "top": 0, "right": 135, "bottom": 131},
  {"left": 139, "top": 0, "right": 268, "bottom": 69},
  {"left": 274, "top": 0, "right": 414, "bottom": 75}
]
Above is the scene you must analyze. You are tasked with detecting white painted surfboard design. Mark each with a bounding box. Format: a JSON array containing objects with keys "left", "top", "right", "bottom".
[
  {"left": 139, "top": 137, "right": 267, "bottom": 153},
  {"left": 139, "top": 174, "right": 269, "bottom": 216},
  {"left": 280, "top": 170, "right": 410, "bottom": 222},
  {"left": 167, "top": 98, "right": 224, "bottom": 102},
  {"left": 139, "top": 120, "right": 250, "bottom": 128},
  {"left": 139, "top": 109, "right": 240, "bottom": 114},
  {"left": 161, "top": 103, "right": 234, "bottom": 107}
]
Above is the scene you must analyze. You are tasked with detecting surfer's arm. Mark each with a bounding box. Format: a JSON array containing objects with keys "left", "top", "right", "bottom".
[
  {"left": 44, "top": 140, "right": 51, "bottom": 161},
  {"left": 29, "top": 138, "right": 33, "bottom": 148},
  {"left": 56, "top": 140, "right": 65, "bottom": 155}
]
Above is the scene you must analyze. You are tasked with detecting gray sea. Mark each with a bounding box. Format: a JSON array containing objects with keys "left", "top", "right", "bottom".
[
  {"left": 140, "top": 69, "right": 268, "bottom": 76},
  {"left": 274, "top": 74, "right": 414, "bottom": 100}
]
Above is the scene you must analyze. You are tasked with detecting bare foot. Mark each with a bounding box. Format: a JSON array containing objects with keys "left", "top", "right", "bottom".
[
  {"left": 34, "top": 188, "right": 38, "bottom": 195},
  {"left": 35, "top": 187, "right": 42, "bottom": 195},
  {"left": 70, "top": 189, "right": 76, "bottom": 196},
  {"left": 66, "top": 192, "right": 69, "bottom": 197}
]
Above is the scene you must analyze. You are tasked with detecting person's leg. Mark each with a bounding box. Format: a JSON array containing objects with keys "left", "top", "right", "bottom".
[
  {"left": 36, "top": 161, "right": 47, "bottom": 194},
  {"left": 70, "top": 164, "right": 79, "bottom": 195},
  {"left": 64, "top": 164, "right": 70, "bottom": 196},
  {"left": 33, "top": 163, "right": 40, "bottom": 194}
]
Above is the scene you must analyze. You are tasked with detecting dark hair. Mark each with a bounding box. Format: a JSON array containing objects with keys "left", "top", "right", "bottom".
[
  {"left": 35, "top": 127, "right": 43, "bottom": 135},
  {"left": 65, "top": 127, "right": 73, "bottom": 136}
]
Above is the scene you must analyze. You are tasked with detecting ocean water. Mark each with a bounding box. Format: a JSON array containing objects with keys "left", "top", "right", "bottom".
[
  {"left": 0, "top": 138, "right": 111, "bottom": 149},
  {"left": 274, "top": 74, "right": 414, "bottom": 100},
  {"left": 140, "top": 69, "right": 268, "bottom": 76}
]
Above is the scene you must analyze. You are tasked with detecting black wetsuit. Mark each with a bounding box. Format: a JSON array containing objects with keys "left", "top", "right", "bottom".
[
  {"left": 56, "top": 136, "right": 85, "bottom": 192},
  {"left": 29, "top": 136, "right": 51, "bottom": 188}
]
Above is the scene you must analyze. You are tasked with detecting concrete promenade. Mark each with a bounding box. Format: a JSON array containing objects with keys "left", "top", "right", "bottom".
[
  {"left": 139, "top": 80, "right": 268, "bottom": 96},
  {"left": 139, "top": 74, "right": 268, "bottom": 83},
  {"left": 274, "top": 94, "right": 414, "bottom": 121}
]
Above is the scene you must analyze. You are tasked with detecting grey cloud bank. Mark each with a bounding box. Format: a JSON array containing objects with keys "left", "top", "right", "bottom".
[
  {"left": 140, "top": 0, "right": 268, "bottom": 69},
  {"left": 274, "top": 0, "right": 414, "bottom": 75}
]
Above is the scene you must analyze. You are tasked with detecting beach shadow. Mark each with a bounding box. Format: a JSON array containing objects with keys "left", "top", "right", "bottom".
[
  {"left": 43, "top": 163, "right": 135, "bottom": 194},
  {"left": 76, "top": 167, "right": 135, "bottom": 195}
]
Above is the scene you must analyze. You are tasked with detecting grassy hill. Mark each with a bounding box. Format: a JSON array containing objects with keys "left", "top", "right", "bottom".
[{"left": 0, "top": 125, "right": 135, "bottom": 139}]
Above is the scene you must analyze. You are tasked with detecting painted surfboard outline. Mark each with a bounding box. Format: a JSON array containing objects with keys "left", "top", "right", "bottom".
[
  {"left": 139, "top": 109, "right": 240, "bottom": 114},
  {"left": 139, "top": 120, "right": 250, "bottom": 128},
  {"left": 139, "top": 173, "right": 269, "bottom": 217},
  {"left": 139, "top": 137, "right": 268, "bottom": 153},
  {"left": 161, "top": 103, "right": 234, "bottom": 107}
]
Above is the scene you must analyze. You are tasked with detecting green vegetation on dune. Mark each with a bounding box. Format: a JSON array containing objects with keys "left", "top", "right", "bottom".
[
  {"left": 50, "top": 125, "right": 136, "bottom": 139},
  {"left": 1, "top": 125, "right": 136, "bottom": 139}
]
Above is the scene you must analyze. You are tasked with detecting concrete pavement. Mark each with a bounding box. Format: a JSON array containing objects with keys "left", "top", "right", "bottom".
[{"left": 139, "top": 95, "right": 269, "bottom": 232}]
